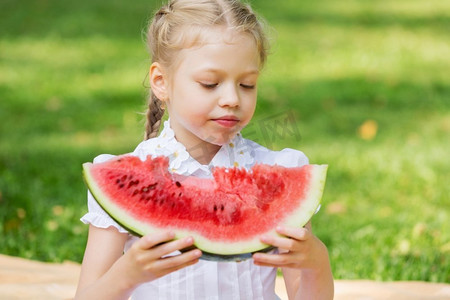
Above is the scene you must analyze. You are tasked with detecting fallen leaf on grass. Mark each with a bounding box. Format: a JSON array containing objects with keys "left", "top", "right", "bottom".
[{"left": 358, "top": 120, "right": 378, "bottom": 140}]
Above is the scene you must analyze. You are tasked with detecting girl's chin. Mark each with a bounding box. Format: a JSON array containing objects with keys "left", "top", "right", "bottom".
[{"left": 204, "top": 132, "right": 239, "bottom": 146}]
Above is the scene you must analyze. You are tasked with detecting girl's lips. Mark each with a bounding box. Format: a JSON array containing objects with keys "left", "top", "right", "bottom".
[{"left": 212, "top": 117, "right": 240, "bottom": 128}]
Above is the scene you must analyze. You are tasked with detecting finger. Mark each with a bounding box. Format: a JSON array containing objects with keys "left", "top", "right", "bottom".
[
  {"left": 252, "top": 252, "right": 291, "bottom": 267},
  {"left": 151, "top": 236, "right": 196, "bottom": 259},
  {"left": 276, "top": 226, "right": 311, "bottom": 241},
  {"left": 253, "top": 260, "right": 297, "bottom": 269},
  {"left": 260, "top": 234, "right": 298, "bottom": 251},
  {"left": 136, "top": 231, "right": 175, "bottom": 250},
  {"left": 155, "top": 248, "right": 202, "bottom": 273},
  {"left": 159, "top": 257, "right": 200, "bottom": 278}
]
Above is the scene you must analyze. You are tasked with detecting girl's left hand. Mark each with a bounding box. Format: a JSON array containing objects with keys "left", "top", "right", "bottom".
[{"left": 252, "top": 223, "right": 328, "bottom": 271}]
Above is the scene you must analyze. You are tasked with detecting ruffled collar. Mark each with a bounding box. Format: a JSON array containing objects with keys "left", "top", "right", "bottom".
[{"left": 133, "top": 119, "right": 254, "bottom": 177}]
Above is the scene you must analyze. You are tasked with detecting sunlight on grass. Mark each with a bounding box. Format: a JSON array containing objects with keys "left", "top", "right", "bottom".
[
  {"left": 264, "top": 24, "right": 449, "bottom": 84},
  {"left": 0, "top": 36, "right": 149, "bottom": 102}
]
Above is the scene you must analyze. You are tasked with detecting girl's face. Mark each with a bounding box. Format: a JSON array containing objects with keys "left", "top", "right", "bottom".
[{"left": 164, "top": 27, "right": 260, "bottom": 162}]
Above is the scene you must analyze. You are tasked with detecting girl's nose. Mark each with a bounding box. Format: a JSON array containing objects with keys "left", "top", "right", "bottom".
[{"left": 218, "top": 83, "right": 240, "bottom": 108}]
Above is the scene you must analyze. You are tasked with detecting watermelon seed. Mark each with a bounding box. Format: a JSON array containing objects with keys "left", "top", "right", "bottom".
[
  {"left": 148, "top": 183, "right": 157, "bottom": 190},
  {"left": 175, "top": 181, "right": 181, "bottom": 187},
  {"left": 121, "top": 175, "right": 127, "bottom": 182},
  {"left": 213, "top": 205, "right": 217, "bottom": 212},
  {"left": 132, "top": 189, "right": 139, "bottom": 196},
  {"left": 220, "top": 205, "right": 224, "bottom": 211},
  {"left": 128, "top": 180, "right": 140, "bottom": 188},
  {"left": 116, "top": 179, "right": 121, "bottom": 184},
  {"left": 118, "top": 183, "right": 125, "bottom": 189}
]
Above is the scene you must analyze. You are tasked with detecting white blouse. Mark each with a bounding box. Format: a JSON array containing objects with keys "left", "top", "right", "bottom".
[{"left": 81, "top": 120, "right": 309, "bottom": 300}]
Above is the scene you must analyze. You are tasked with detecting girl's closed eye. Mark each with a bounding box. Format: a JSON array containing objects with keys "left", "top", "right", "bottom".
[
  {"left": 199, "top": 82, "right": 219, "bottom": 89},
  {"left": 240, "top": 83, "right": 256, "bottom": 89},
  {"left": 200, "top": 82, "right": 256, "bottom": 89}
]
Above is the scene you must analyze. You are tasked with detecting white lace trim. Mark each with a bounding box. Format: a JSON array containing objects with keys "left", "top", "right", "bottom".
[{"left": 80, "top": 212, "right": 128, "bottom": 233}]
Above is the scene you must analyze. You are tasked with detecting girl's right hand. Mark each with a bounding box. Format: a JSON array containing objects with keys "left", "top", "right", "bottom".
[
  {"left": 118, "top": 231, "right": 202, "bottom": 288},
  {"left": 75, "top": 227, "right": 202, "bottom": 300}
]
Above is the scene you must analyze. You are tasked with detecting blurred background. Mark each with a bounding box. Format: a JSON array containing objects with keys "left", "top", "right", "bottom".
[{"left": 0, "top": 0, "right": 448, "bottom": 282}]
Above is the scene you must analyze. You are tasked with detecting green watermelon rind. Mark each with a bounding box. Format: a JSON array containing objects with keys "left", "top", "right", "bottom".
[{"left": 83, "top": 162, "right": 327, "bottom": 256}]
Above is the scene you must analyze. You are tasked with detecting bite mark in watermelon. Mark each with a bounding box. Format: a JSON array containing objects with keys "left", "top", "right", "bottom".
[{"left": 82, "top": 155, "right": 327, "bottom": 257}]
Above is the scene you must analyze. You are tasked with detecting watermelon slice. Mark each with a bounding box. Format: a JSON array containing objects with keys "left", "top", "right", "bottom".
[{"left": 82, "top": 155, "right": 327, "bottom": 259}]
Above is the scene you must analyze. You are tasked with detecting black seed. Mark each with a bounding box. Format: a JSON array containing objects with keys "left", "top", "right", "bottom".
[
  {"left": 128, "top": 180, "right": 140, "bottom": 188},
  {"left": 220, "top": 204, "right": 224, "bottom": 211},
  {"left": 118, "top": 184, "right": 125, "bottom": 189},
  {"left": 214, "top": 205, "right": 217, "bottom": 212},
  {"left": 148, "top": 183, "right": 157, "bottom": 190},
  {"left": 175, "top": 181, "right": 181, "bottom": 187},
  {"left": 132, "top": 189, "right": 139, "bottom": 196},
  {"left": 116, "top": 179, "right": 121, "bottom": 184},
  {"left": 121, "top": 175, "right": 127, "bottom": 182}
]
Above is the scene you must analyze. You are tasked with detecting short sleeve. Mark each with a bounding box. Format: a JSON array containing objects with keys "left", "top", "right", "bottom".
[
  {"left": 269, "top": 147, "right": 309, "bottom": 168},
  {"left": 248, "top": 139, "right": 309, "bottom": 168},
  {"left": 80, "top": 154, "right": 128, "bottom": 233}
]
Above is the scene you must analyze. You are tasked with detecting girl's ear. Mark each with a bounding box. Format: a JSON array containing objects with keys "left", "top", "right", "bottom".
[{"left": 149, "top": 62, "right": 168, "bottom": 102}]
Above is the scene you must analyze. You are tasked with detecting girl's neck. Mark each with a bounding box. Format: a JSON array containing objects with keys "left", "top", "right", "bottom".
[{"left": 186, "top": 142, "right": 221, "bottom": 165}]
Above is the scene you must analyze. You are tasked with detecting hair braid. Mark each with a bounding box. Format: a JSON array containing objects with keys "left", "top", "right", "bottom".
[{"left": 144, "top": 92, "right": 165, "bottom": 140}]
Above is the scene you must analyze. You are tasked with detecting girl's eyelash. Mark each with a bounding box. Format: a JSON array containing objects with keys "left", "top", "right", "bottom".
[
  {"left": 241, "top": 84, "right": 255, "bottom": 89},
  {"left": 199, "top": 82, "right": 255, "bottom": 89},
  {"left": 200, "top": 83, "right": 218, "bottom": 89}
]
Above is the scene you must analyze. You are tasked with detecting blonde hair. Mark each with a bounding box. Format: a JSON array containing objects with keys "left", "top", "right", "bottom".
[{"left": 144, "top": 0, "right": 269, "bottom": 140}]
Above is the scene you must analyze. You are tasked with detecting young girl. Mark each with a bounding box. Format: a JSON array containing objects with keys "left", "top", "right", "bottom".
[{"left": 75, "top": 0, "right": 334, "bottom": 299}]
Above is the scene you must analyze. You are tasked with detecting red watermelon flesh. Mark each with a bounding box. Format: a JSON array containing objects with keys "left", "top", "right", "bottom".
[{"left": 83, "top": 155, "right": 327, "bottom": 256}]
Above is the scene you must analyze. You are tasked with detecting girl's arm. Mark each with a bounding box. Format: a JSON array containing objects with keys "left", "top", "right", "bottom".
[
  {"left": 253, "top": 222, "right": 334, "bottom": 300},
  {"left": 75, "top": 225, "right": 202, "bottom": 300}
]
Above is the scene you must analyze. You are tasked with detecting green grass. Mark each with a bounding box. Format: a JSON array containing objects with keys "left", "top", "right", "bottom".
[{"left": 1, "top": 0, "right": 449, "bottom": 282}]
